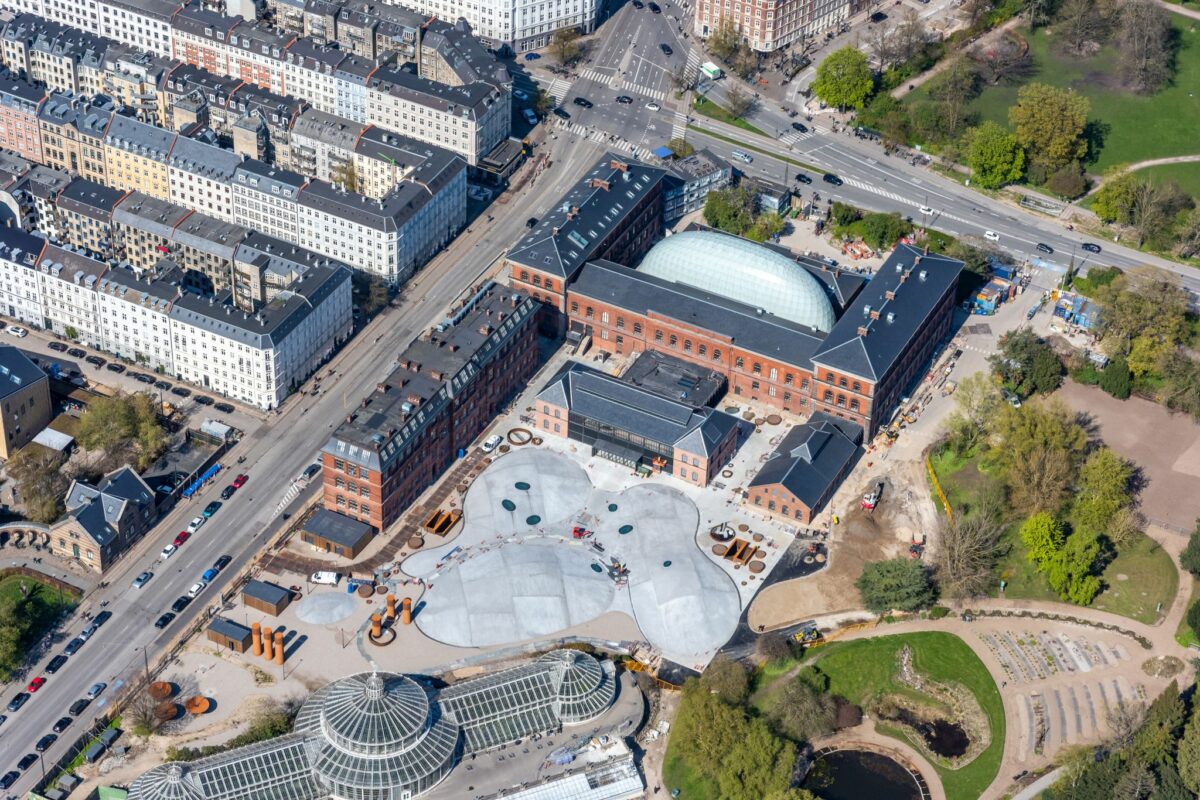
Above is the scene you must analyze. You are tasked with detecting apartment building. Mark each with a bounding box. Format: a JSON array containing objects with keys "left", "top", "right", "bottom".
[
  {"left": 0, "top": 14, "right": 110, "bottom": 96},
  {"left": 166, "top": 134, "right": 244, "bottom": 221},
  {"left": 287, "top": 107, "right": 361, "bottom": 182},
  {"left": 36, "top": 92, "right": 113, "bottom": 182},
  {"left": 103, "top": 112, "right": 175, "bottom": 198},
  {"left": 321, "top": 282, "right": 540, "bottom": 530},
  {"left": 694, "top": 0, "right": 849, "bottom": 52},
  {"left": 53, "top": 467, "right": 156, "bottom": 572},
  {"left": 99, "top": 0, "right": 182, "bottom": 58},
  {"left": 110, "top": 191, "right": 191, "bottom": 269},
  {"left": 50, "top": 177, "right": 126, "bottom": 255},
  {"left": 0, "top": 345, "right": 52, "bottom": 459},
  {"left": 2, "top": 0, "right": 101, "bottom": 45},
  {"left": 0, "top": 224, "right": 354, "bottom": 408},
  {"left": 0, "top": 73, "right": 47, "bottom": 163},
  {"left": 230, "top": 159, "right": 305, "bottom": 243},
  {"left": 103, "top": 45, "right": 174, "bottom": 123}
]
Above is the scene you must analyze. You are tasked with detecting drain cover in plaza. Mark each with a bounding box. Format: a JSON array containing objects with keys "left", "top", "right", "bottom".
[
  {"left": 590, "top": 563, "right": 603, "bottom": 573},
  {"left": 663, "top": 561, "right": 672, "bottom": 567},
  {"left": 618, "top": 525, "right": 633, "bottom": 535},
  {"left": 515, "top": 481, "right": 530, "bottom": 490},
  {"left": 608, "top": 503, "right": 618, "bottom": 512},
  {"left": 526, "top": 515, "right": 541, "bottom": 525},
  {"left": 501, "top": 499, "right": 516, "bottom": 511},
  {"left": 295, "top": 592, "right": 358, "bottom": 625}
]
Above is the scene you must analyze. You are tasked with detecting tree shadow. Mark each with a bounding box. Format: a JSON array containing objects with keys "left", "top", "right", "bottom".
[{"left": 1083, "top": 120, "right": 1110, "bottom": 166}]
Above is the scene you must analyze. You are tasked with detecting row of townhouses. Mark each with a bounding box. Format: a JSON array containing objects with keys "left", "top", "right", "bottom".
[
  {"left": 0, "top": 69, "right": 467, "bottom": 282},
  {"left": 0, "top": 8, "right": 511, "bottom": 164},
  {"left": 0, "top": 222, "right": 352, "bottom": 409}
]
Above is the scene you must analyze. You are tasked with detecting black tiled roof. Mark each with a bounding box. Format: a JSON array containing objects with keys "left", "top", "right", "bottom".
[{"left": 748, "top": 412, "right": 863, "bottom": 506}]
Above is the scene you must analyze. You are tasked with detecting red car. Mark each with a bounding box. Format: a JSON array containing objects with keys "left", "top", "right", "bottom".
[
  {"left": 27, "top": 676, "right": 45, "bottom": 692},
  {"left": 173, "top": 531, "right": 191, "bottom": 547},
  {"left": 232, "top": 474, "right": 248, "bottom": 489}
]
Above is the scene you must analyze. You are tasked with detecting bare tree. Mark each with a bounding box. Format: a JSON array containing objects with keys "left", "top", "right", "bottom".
[
  {"left": 724, "top": 86, "right": 755, "bottom": 119},
  {"left": 866, "top": 23, "right": 895, "bottom": 72},
  {"left": 961, "top": 0, "right": 994, "bottom": 28},
  {"left": 755, "top": 632, "right": 793, "bottom": 663},
  {"left": 970, "top": 33, "right": 1034, "bottom": 85},
  {"left": 548, "top": 28, "right": 583, "bottom": 66},
  {"left": 1116, "top": 0, "right": 1173, "bottom": 94},
  {"left": 1057, "top": 0, "right": 1110, "bottom": 55},
  {"left": 669, "top": 65, "right": 699, "bottom": 92},
  {"left": 928, "top": 57, "right": 980, "bottom": 139},
  {"left": 127, "top": 689, "right": 167, "bottom": 736},
  {"left": 893, "top": 9, "right": 928, "bottom": 65},
  {"left": 935, "top": 512, "right": 1005, "bottom": 599},
  {"left": 1023, "top": 0, "right": 1056, "bottom": 29},
  {"left": 1106, "top": 699, "right": 1146, "bottom": 750},
  {"left": 1106, "top": 506, "right": 1145, "bottom": 550}
]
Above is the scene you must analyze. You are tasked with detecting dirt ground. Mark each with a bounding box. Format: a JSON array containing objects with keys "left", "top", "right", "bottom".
[
  {"left": 747, "top": 461, "right": 937, "bottom": 629},
  {"left": 1056, "top": 381, "right": 1200, "bottom": 532}
]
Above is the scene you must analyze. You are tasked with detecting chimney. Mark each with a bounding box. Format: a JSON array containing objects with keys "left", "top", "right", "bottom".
[
  {"left": 857, "top": 325, "right": 869, "bottom": 337},
  {"left": 869, "top": 309, "right": 880, "bottom": 320},
  {"left": 589, "top": 178, "right": 610, "bottom": 191},
  {"left": 884, "top": 290, "right": 895, "bottom": 301},
  {"left": 609, "top": 159, "right": 628, "bottom": 172}
]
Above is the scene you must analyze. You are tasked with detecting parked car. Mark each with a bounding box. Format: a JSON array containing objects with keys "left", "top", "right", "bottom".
[
  {"left": 86, "top": 682, "right": 107, "bottom": 699},
  {"left": 5, "top": 325, "right": 27, "bottom": 337},
  {"left": 521, "top": 108, "right": 538, "bottom": 126},
  {"left": 202, "top": 568, "right": 219, "bottom": 583},
  {"left": 194, "top": 395, "right": 214, "bottom": 406},
  {"left": 36, "top": 733, "right": 57, "bottom": 752},
  {"left": 48, "top": 341, "right": 67, "bottom": 352},
  {"left": 187, "top": 516, "right": 205, "bottom": 533},
  {"left": 1036, "top": 242, "right": 1054, "bottom": 254},
  {"left": 6, "top": 692, "right": 30, "bottom": 712},
  {"left": 481, "top": 433, "right": 503, "bottom": 453},
  {"left": 1003, "top": 390, "right": 1022, "bottom": 408},
  {"left": 171, "top": 386, "right": 191, "bottom": 398},
  {"left": 68, "top": 698, "right": 90, "bottom": 716},
  {"left": 869, "top": 10, "right": 888, "bottom": 22},
  {"left": 1081, "top": 242, "right": 1102, "bottom": 253},
  {"left": 202, "top": 501, "right": 221, "bottom": 517},
  {"left": 67, "top": 347, "right": 86, "bottom": 358},
  {"left": 84, "top": 355, "right": 106, "bottom": 367},
  {"left": 791, "top": 122, "right": 807, "bottom": 132},
  {"left": 822, "top": 173, "right": 843, "bottom": 186},
  {"left": 213, "top": 554, "right": 232, "bottom": 571},
  {"left": 648, "top": 1, "right": 660, "bottom": 11},
  {"left": 27, "top": 677, "right": 45, "bottom": 693},
  {"left": 154, "top": 380, "right": 172, "bottom": 391},
  {"left": 79, "top": 622, "right": 97, "bottom": 641},
  {"left": 131, "top": 372, "right": 155, "bottom": 383},
  {"left": 984, "top": 230, "right": 1000, "bottom": 242},
  {"left": 221, "top": 484, "right": 237, "bottom": 500},
  {"left": 213, "top": 402, "right": 235, "bottom": 414},
  {"left": 52, "top": 716, "right": 73, "bottom": 733},
  {"left": 17, "top": 752, "right": 38, "bottom": 770},
  {"left": 0, "top": 771, "right": 18, "bottom": 790},
  {"left": 160, "top": 543, "right": 177, "bottom": 559},
  {"left": 132, "top": 571, "right": 153, "bottom": 589},
  {"left": 187, "top": 581, "right": 207, "bottom": 598},
  {"left": 523, "top": 52, "right": 540, "bottom": 61},
  {"left": 232, "top": 474, "right": 248, "bottom": 489},
  {"left": 632, "top": 0, "right": 643, "bottom": 7},
  {"left": 105, "top": 362, "right": 125, "bottom": 373},
  {"left": 525, "top": 217, "right": 538, "bottom": 229},
  {"left": 94, "top": 610, "right": 110, "bottom": 626},
  {"left": 311, "top": 571, "right": 340, "bottom": 586},
  {"left": 154, "top": 612, "right": 176, "bottom": 629},
  {"left": 660, "top": 43, "right": 672, "bottom": 55},
  {"left": 45, "top": 655, "right": 68, "bottom": 674},
  {"left": 512, "top": 89, "right": 528, "bottom": 100},
  {"left": 173, "top": 531, "right": 191, "bottom": 547},
  {"left": 63, "top": 637, "right": 85, "bottom": 655},
  {"left": 171, "top": 596, "right": 192, "bottom": 613}
]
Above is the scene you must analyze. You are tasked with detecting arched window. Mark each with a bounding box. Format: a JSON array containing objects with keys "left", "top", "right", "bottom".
[
  {"left": 633, "top": 322, "right": 643, "bottom": 334},
  {"left": 570, "top": 301, "right": 579, "bottom": 313},
  {"left": 698, "top": 344, "right": 707, "bottom": 356},
  {"left": 752, "top": 362, "right": 761, "bottom": 375},
  {"left": 823, "top": 390, "right": 833, "bottom": 402},
  {"left": 519, "top": 270, "right": 529, "bottom": 281},
  {"left": 850, "top": 399, "right": 860, "bottom": 411},
  {"left": 712, "top": 349, "right": 721, "bottom": 361},
  {"left": 669, "top": 334, "right": 678, "bottom": 346},
  {"left": 735, "top": 357, "right": 744, "bottom": 369},
  {"left": 853, "top": 381, "right": 862, "bottom": 393},
  {"left": 683, "top": 339, "right": 692, "bottom": 352}
]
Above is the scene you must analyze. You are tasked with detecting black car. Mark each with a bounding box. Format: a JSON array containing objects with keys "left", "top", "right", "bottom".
[
  {"left": 171, "top": 596, "right": 192, "bottom": 613},
  {"left": 525, "top": 217, "right": 539, "bottom": 229},
  {"left": 0, "top": 771, "right": 18, "bottom": 790},
  {"left": 154, "top": 612, "right": 176, "bottom": 629},
  {"left": 48, "top": 341, "right": 67, "bottom": 352},
  {"left": 632, "top": 0, "right": 643, "bottom": 6},
  {"left": 221, "top": 484, "right": 237, "bottom": 500},
  {"left": 1036, "top": 242, "right": 1054, "bottom": 254},
  {"left": 552, "top": 106, "right": 570, "bottom": 119},
  {"left": 203, "top": 501, "right": 222, "bottom": 517},
  {"left": 869, "top": 11, "right": 887, "bottom": 22},
  {"left": 1081, "top": 242, "right": 1102, "bottom": 253},
  {"left": 648, "top": 1, "right": 661, "bottom": 12},
  {"left": 571, "top": 96, "right": 592, "bottom": 108},
  {"left": 213, "top": 554, "right": 232, "bottom": 571},
  {"left": 67, "top": 347, "right": 86, "bottom": 358},
  {"left": 6, "top": 692, "right": 29, "bottom": 712},
  {"left": 17, "top": 753, "right": 38, "bottom": 770},
  {"left": 660, "top": 43, "right": 672, "bottom": 55},
  {"left": 94, "top": 610, "right": 112, "bottom": 626},
  {"left": 822, "top": 173, "right": 843, "bottom": 186},
  {"left": 105, "top": 362, "right": 126, "bottom": 373},
  {"left": 63, "top": 637, "right": 85, "bottom": 655},
  {"left": 194, "top": 395, "right": 214, "bottom": 406},
  {"left": 68, "top": 698, "right": 90, "bottom": 716},
  {"left": 791, "top": 122, "right": 808, "bottom": 133},
  {"left": 131, "top": 372, "right": 155, "bottom": 384},
  {"left": 52, "top": 716, "right": 73, "bottom": 733},
  {"left": 84, "top": 355, "right": 106, "bottom": 367},
  {"left": 213, "top": 402, "right": 235, "bottom": 414},
  {"left": 615, "top": 95, "right": 632, "bottom": 104},
  {"left": 796, "top": 174, "right": 812, "bottom": 184},
  {"left": 45, "top": 655, "right": 67, "bottom": 674},
  {"left": 170, "top": 386, "right": 191, "bottom": 398},
  {"left": 35, "top": 733, "right": 57, "bottom": 752},
  {"left": 154, "top": 380, "right": 172, "bottom": 390}
]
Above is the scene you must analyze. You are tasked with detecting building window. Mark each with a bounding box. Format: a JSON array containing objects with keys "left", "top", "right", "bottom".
[
  {"left": 801, "top": 379, "right": 809, "bottom": 391},
  {"left": 839, "top": 377, "right": 847, "bottom": 387},
  {"left": 683, "top": 339, "right": 692, "bottom": 352},
  {"left": 698, "top": 344, "right": 707, "bottom": 356},
  {"left": 752, "top": 362, "right": 761, "bottom": 375},
  {"left": 570, "top": 301, "right": 578, "bottom": 313},
  {"left": 853, "top": 381, "right": 862, "bottom": 393},
  {"left": 585, "top": 306, "right": 593, "bottom": 318},
  {"left": 826, "top": 372, "right": 835, "bottom": 382},
  {"left": 735, "top": 357, "right": 744, "bottom": 369},
  {"left": 850, "top": 399, "right": 860, "bottom": 411},
  {"left": 784, "top": 374, "right": 793, "bottom": 385},
  {"left": 519, "top": 270, "right": 529, "bottom": 281},
  {"left": 655, "top": 330, "right": 663, "bottom": 341},
  {"left": 616, "top": 317, "right": 624, "bottom": 329},
  {"left": 824, "top": 390, "right": 833, "bottom": 402},
  {"left": 837, "top": 394, "right": 846, "bottom": 407},
  {"left": 633, "top": 322, "right": 642, "bottom": 334},
  {"left": 713, "top": 349, "right": 721, "bottom": 361}
]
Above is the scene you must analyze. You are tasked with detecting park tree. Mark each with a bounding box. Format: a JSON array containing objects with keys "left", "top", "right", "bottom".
[
  {"left": 990, "top": 399, "right": 1087, "bottom": 514},
  {"left": 6, "top": 445, "right": 69, "bottom": 524},
  {"left": 927, "top": 58, "right": 980, "bottom": 140},
  {"left": 1098, "top": 354, "right": 1131, "bottom": 399},
  {"left": 1044, "top": 530, "right": 1102, "bottom": 605},
  {"left": 812, "top": 47, "right": 874, "bottom": 111},
  {"left": 1008, "top": 83, "right": 1090, "bottom": 172},
  {"left": 1091, "top": 170, "right": 1141, "bottom": 224},
  {"left": 708, "top": 17, "right": 740, "bottom": 60},
  {"left": 77, "top": 391, "right": 168, "bottom": 471},
  {"left": 1132, "top": 682, "right": 1185, "bottom": 768},
  {"left": 1094, "top": 267, "right": 1191, "bottom": 360},
  {"left": 533, "top": 88, "right": 554, "bottom": 116},
  {"left": 700, "top": 656, "right": 750, "bottom": 705},
  {"left": 731, "top": 42, "right": 758, "bottom": 79},
  {"left": 1020, "top": 512, "right": 1066, "bottom": 565},
  {"left": 767, "top": 678, "right": 836, "bottom": 743},
  {"left": 866, "top": 22, "right": 895, "bottom": 72},
  {"left": 855, "top": 558, "right": 936, "bottom": 614},
  {"left": 703, "top": 185, "right": 757, "bottom": 236},
  {"left": 1160, "top": 352, "right": 1200, "bottom": 420},
  {"left": 667, "top": 138, "right": 695, "bottom": 158},
  {"left": 962, "top": 0, "right": 994, "bottom": 29},
  {"left": 1173, "top": 208, "right": 1200, "bottom": 259},
  {"left": 1072, "top": 447, "right": 1133, "bottom": 539},
  {"left": 548, "top": 28, "right": 583, "bottom": 65},
  {"left": 989, "top": 326, "right": 1063, "bottom": 397},
  {"left": 962, "top": 121, "right": 1025, "bottom": 189},
  {"left": 1113, "top": 762, "right": 1156, "bottom": 799},
  {"left": 755, "top": 632, "right": 793, "bottom": 663},
  {"left": 1116, "top": 0, "right": 1174, "bottom": 94},
  {"left": 1155, "top": 763, "right": 1194, "bottom": 800},
  {"left": 858, "top": 212, "right": 911, "bottom": 250},
  {"left": 1057, "top": 0, "right": 1111, "bottom": 55},
  {"left": 945, "top": 371, "right": 1003, "bottom": 455},
  {"left": 749, "top": 212, "right": 788, "bottom": 243},
  {"left": 935, "top": 511, "right": 1005, "bottom": 598},
  {"left": 971, "top": 32, "right": 1035, "bottom": 86},
  {"left": 1045, "top": 162, "right": 1087, "bottom": 199},
  {"left": 1022, "top": 0, "right": 1057, "bottom": 29},
  {"left": 1178, "top": 699, "right": 1200, "bottom": 793},
  {"left": 1181, "top": 521, "right": 1200, "bottom": 578},
  {"left": 724, "top": 85, "right": 756, "bottom": 119},
  {"left": 1127, "top": 181, "right": 1194, "bottom": 248}
]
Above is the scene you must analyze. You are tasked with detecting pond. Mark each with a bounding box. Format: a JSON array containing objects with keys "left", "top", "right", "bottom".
[
  {"left": 801, "top": 750, "right": 921, "bottom": 800},
  {"left": 886, "top": 707, "right": 970, "bottom": 758}
]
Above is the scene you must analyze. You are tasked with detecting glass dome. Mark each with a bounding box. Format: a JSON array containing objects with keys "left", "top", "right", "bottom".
[
  {"left": 541, "top": 649, "right": 617, "bottom": 723},
  {"left": 638, "top": 230, "right": 837, "bottom": 333}
]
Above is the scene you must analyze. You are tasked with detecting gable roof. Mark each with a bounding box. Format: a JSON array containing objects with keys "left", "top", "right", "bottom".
[
  {"left": 0, "top": 345, "right": 47, "bottom": 401},
  {"left": 748, "top": 412, "right": 863, "bottom": 507},
  {"left": 63, "top": 465, "right": 154, "bottom": 546}
]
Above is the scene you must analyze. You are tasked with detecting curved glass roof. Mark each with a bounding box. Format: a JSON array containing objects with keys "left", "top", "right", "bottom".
[
  {"left": 638, "top": 230, "right": 837, "bottom": 333},
  {"left": 542, "top": 649, "right": 617, "bottom": 723},
  {"left": 317, "top": 672, "right": 431, "bottom": 755}
]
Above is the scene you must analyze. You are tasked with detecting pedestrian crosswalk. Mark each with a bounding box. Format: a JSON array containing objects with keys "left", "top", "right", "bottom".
[
  {"left": 779, "top": 128, "right": 814, "bottom": 147},
  {"left": 671, "top": 110, "right": 687, "bottom": 140},
  {"left": 621, "top": 81, "right": 666, "bottom": 101},
  {"left": 543, "top": 76, "right": 573, "bottom": 102},
  {"left": 578, "top": 67, "right": 618, "bottom": 86},
  {"left": 553, "top": 118, "right": 652, "bottom": 160},
  {"left": 842, "top": 176, "right": 910, "bottom": 206}
]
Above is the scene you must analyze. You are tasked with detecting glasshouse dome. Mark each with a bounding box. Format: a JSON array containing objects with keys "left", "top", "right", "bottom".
[{"left": 637, "top": 230, "right": 837, "bottom": 333}]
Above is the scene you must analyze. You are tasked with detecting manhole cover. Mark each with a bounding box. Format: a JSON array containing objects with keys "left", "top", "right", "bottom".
[
  {"left": 663, "top": 560, "right": 672, "bottom": 567},
  {"left": 608, "top": 503, "right": 618, "bottom": 512},
  {"left": 526, "top": 515, "right": 541, "bottom": 525},
  {"left": 502, "top": 499, "right": 516, "bottom": 511},
  {"left": 515, "top": 481, "right": 531, "bottom": 490}
]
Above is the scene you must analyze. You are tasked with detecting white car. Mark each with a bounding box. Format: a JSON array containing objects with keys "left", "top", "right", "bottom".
[
  {"left": 132, "top": 571, "right": 153, "bottom": 589},
  {"left": 645, "top": 101, "right": 660, "bottom": 111},
  {"left": 480, "top": 433, "right": 503, "bottom": 453},
  {"left": 86, "top": 682, "right": 107, "bottom": 700},
  {"left": 160, "top": 543, "right": 177, "bottom": 559},
  {"left": 919, "top": 205, "right": 934, "bottom": 216},
  {"left": 731, "top": 150, "right": 753, "bottom": 164},
  {"left": 5, "top": 325, "right": 27, "bottom": 337},
  {"left": 310, "top": 571, "right": 340, "bottom": 586},
  {"left": 187, "top": 516, "right": 205, "bottom": 534},
  {"left": 984, "top": 230, "right": 1000, "bottom": 242},
  {"left": 187, "top": 580, "right": 207, "bottom": 598},
  {"left": 513, "top": 89, "right": 529, "bottom": 100}
]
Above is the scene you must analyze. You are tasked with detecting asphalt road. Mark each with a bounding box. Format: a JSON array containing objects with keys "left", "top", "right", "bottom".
[{"left": 0, "top": 135, "right": 610, "bottom": 796}]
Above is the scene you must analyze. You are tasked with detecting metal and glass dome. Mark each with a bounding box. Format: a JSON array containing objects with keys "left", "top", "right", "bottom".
[
  {"left": 540, "top": 649, "right": 618, "bottom": 723},
  {"left": 295, "top": 672, "right": 459, "bottom": 800},
  {"left": 638, "top": 230, "right": 837, "bottom": 333}
]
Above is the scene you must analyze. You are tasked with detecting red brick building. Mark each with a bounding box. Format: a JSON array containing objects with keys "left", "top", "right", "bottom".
[
  {"left": 320, "top": 283, "right": 540, "bottom": 530},
  {"left": 0, "top": 73, "right": 46, "bottom": 163}
]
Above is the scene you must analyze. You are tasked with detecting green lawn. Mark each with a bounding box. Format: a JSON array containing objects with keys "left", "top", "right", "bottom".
[
  {"left": 692, "top": 96, "right": 766, "bottom": 135},
  {"left": 1092, "top": 534, "right": 1179, "bottom": 624},
  {"left": 1135, "top": 161, "right": 1200, "bottom": 197},
  {"left": 906, "top": 15, "right": 1200, "bottom": 172},
  {"left": 1176, "top": 578, "right": 1199, "bottom": 648},
  {"left": 803, "top": 633, "right": 1005, "bottom": 800},
  {"left": 0, "top": 573, "right": 77, "bottom": 629},
  {"left": 662, "top": 749, "right": 717, "bottom": 800}
]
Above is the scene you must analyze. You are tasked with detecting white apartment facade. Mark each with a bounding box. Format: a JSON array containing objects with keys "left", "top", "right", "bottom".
[
  {"left": 99, "top": 0, "right": 180, "bottom": 59},
  {"left": 231, "top": 163, "right": 305, "bottom": 244},
  {"left": 394, "top": 0, "right": 599, "bottom": 52}
]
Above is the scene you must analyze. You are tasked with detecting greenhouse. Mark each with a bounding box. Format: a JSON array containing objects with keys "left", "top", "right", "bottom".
[{"left": 126, "top": 651, "right": 619, "bottom": 800}]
